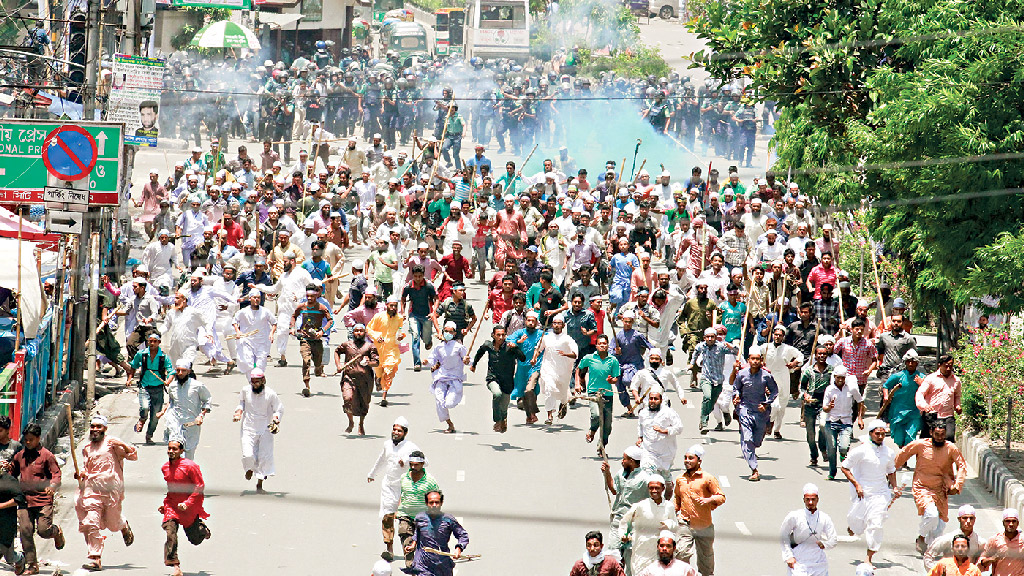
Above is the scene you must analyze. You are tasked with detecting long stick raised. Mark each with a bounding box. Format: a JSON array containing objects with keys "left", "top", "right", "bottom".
[{"left": 65, "top": 404, "right": 80, "bottom": 481}]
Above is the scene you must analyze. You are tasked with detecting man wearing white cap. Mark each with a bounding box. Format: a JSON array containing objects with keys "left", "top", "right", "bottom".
[
  {"left": 636, "top": 387, "right": 683, "bottom": 492},
  {"left": 603, "top": 445, "right": 648, "bottom": 555},
  {"left": 924, "top": 505, "right": 980, "bottom": 570},
  {"left": 979, "top": 508, "right": 1023, "bottom": 576},
  {"left": 75, "top": 414, "right": 138, "bottom": 571},
  {"left": 142, "top": 228, "right": 177, "bottom": 290},
  {"left": 882, "top": 349, "right": 926, "bottom": 447},
  {"left": 530, "top": 314, "right": 578, "bottom": 425},
  {"left": 162, "top": 290, "right": 206, "bottom": 368},
  {"left": 506, "top": 310, "right": 544, "bottom": 423},
  {"left": 428, "top": 321, "right": 469, "bottom": 433},
  {"left": 371, "top": 558, "right": 392, "bottom": 576},
  {"left": 232, "top": 368, "right": 283, "bottom": 493},
  {"left": 176, "top": 195, "right": 210, "bottom": 270},
  {"left": 637, "top": 530, "right": 698, "bottom": 576},
  {"left": 840, "top": 419, "right": 899, "bottom": 565},
  {"left": 822, "top": 365, "right": 864, "bottom": 480},
  {"left": 673, "top": 444, "right": 725, "bottom": 576},
  {"left": 263, "top": 250, "right": 314, "bottom": 366},
  {"left": 619, "top": 475, "right": 677, "bottom": 576},
  {"left": 368, "top": 417, "right": 420, "bottom": 560},
  {"left": 765, "top": 324, "right": 804, "bottom": 439},
  {"left": 232, "top": 290, "right": 277, "bottom": 378},
  {"left": 158, "top": 359, "right": 212, "bottom": 460},
  {"left": 631, "top": 349, "right": 682, "bottom": 413},
  {"left": 780, "top": 483, "right": 837, "bottom": 576}
]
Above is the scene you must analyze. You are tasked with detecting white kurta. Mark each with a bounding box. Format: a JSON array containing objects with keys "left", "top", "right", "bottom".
[
  {"left": 632, "top": 367, "right": 682, "bottom": 405},
  {"left": 618, "top": 498, "right": 678, "bottom": 576},
  {"left": 429, "top": 340, "right": 468, "bottom": 422},
  {"left": 636, "top": 405, "right": 683, "bottom": 473},
  {"left": 539, "top": 331, "right": 578, "bottom": 413},
  {"left": 765, "top": 341, "right": 803, "bottom": 433},
  {"left": 637, "top": 559, "right": 699, "bottom": 576},
  {"left": 162, "top": 307, "right": 206, "bottom": 366},
  {"left": 236, "top": 386, "right": 283, "bottom": 480},
  {"left": 367, "top": 438, "right": 421, "bottom": 517},
  {"left": 142, "top": 240, "right": 175, "bottom": 287},
  {"left": 212, "top": 278, "right": 241, "bottom": 362},
  {"left": 842, "top": 437, "right": 896, "bottom": 552},
  {"left": 232, "top": 305, "right": 277, "bottom": 376},
  {"left": 163, "top": 377, "right": 212, "bottom": 460},
  {"left": 649, "top": 291, "right": 685, "bottom": 352},
  {"left": 779, "top": 508, "right": 838, "bottom": 576},
  {"left": 265, "top": 267, "right": 314, "bottom": 356}
]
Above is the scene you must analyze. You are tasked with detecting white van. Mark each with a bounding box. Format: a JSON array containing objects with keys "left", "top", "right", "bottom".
[{"left": 649, "top": 0, "right": 679, "bottom": 19}]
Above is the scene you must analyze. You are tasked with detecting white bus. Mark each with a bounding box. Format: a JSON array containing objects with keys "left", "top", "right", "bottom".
[{"left": 465, "top": 0, "right": 530, "bottom": 61}]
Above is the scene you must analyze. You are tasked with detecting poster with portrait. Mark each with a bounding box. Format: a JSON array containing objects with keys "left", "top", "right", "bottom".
[{"left": 107, "top": 54, "right": 165, "bottom": 147}]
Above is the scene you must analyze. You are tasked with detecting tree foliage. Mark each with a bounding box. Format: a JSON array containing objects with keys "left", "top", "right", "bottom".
[{"left": 687, "top": 0, "right": 1024, "bottom": 328}]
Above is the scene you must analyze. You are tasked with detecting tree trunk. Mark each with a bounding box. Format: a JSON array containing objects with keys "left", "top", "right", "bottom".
[{"left": 936, "top": 305, "right": 963, "bottom": 357}]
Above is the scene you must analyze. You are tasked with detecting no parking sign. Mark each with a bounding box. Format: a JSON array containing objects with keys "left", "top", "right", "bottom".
[{"left": 42, "top": 125, "right": 99, "bottom": 181}]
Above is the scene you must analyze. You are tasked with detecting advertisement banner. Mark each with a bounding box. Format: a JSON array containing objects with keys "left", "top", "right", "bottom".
[
  {"left": 474, "top": 28, "right": 528, "bottom": 48},
  {"left": 106, "top": 54, "right": 165, "bottom": 148}
]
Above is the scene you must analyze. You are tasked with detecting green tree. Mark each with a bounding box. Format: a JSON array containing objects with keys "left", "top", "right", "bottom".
[{"left": 688, "top": 0, "right": 1024, "bottom": 349}]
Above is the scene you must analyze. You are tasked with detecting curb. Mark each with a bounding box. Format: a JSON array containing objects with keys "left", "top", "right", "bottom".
[{"left": 959, "top": 430, "right": 1024, "bottom": 515}]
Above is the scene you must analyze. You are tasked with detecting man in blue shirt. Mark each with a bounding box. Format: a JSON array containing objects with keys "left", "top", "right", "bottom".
[
  {"left": 730, "top": 347, "right": 778, "bottom": 481},
  {"left": 692, "top": 327, "right": 738, "bottom": 434},
  {"left": 614, "top": 311, "right": 651, "bottom": 411},
  {"left": 506, "top": 311, "right": 544, "bottom": 424},
  {"left": 464, "top": 144, "right": 492, "bottom": 179}
]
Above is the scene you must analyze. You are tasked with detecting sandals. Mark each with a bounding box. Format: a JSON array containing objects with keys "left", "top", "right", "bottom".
[
  {"left": 122, "top": 521, "right": 134, "bottom": 546},
  {"left": 82, "top": 561, "right": 102, "bottom": 572},
  {"left": 134, "top": 420, "right": 144, "bottom": 433}
]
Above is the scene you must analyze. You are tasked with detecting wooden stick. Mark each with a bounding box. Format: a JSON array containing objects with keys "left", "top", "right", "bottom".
[
  {"left": 225, "top": 329, "right": 259, "bottom": 341},
  {"left": 422, "top": 547, "right": 480, "bottom": 560},
  {"left": 334, "top": 348, "right": 374, "bottom": 376},
  {"left": 65, "top": 404, "right": 80, "bottom": 479},
  {"left": 427, "top": 105, "right": 454, "bottom": 185},
  {"left": 870, "top": 241, "right": 888, "bottom": 329},
  {"left": 467, "top": 299, "right": 491, "bottom": 353}
]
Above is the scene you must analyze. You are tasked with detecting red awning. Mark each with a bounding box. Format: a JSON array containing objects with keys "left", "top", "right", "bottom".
[{"left": 0, "top": 208, "right": 60, "bottom": 248}]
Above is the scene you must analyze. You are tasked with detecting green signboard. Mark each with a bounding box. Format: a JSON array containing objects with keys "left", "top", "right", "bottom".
[{"left": 0, "top": 120, "right": 123, "bottom": 205}]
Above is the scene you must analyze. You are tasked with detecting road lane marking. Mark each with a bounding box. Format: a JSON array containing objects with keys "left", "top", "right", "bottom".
[
  {"left": 735, "top": 521, "right": 751, "bottom": 536},
  {"left": 719, "top": 475, "right": 730, "bottom": 488},
  {"left": 456, "top": 470, "right": 465, "bottom": 481}
]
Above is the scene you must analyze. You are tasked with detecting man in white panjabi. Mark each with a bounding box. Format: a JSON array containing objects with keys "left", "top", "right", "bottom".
[
  {"left": 841, "top": 419, "right": 899, "bottom": 566},
  {"left": 636, "top": 387, "right": 683, "bottom": 490},
  {"left": 264, "top": 250, "right": 314, "bottom": 366},
  {"left": 232, "top": 290, "right": 278, "bottom": 378},
  {"left": 211, "top": 264, "right": 242, "bottom": 374},
  {"left": 162, "top": 291, "right": 206, "bottom": 367},
  {"left": 780, "top": 483, "right": 838, "bottom": 576},
  {"left": 764, "top": 324, "right": 804, "bottom": 439},
  {"left": 531, "top": 314, "right": 579, "bottom": 426},
  {"left": 367, "top": 417, "right": 420, "bottom": 560},
  {"left": 232, "top": 369, "right": 283, "bottom": 493},
  {"left": 619, "top": 475, "right": 677, "bottom": 576},
  {"left": 637, "top": 530, "right": 698, "bottom": 576},
  {"left": 428, "top": 322, "right": 469, "bottom": 434}
]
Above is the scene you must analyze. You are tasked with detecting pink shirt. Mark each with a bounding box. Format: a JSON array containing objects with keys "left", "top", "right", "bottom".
[
  {"left": 807, "top": 263, "right": 838, "bottom": 299},
  {"left": 915, "top": 371, "right": 961, "bottom": 418},
  {"left": 981, "top": 532, "right": 1024, "bottom": 576},
  {"left": 81, "top": 437, "right": 138, "bottom": 499}
]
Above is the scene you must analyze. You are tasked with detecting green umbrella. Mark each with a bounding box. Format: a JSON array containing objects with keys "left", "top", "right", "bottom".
[{"left": 190, "top": 20, "right": 261, "bottom": 49}]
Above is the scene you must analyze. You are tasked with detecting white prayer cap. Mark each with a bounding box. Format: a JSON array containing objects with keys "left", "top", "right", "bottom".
[
  {"left": 855, "top": 563, "right": 874, "bottom": 576},
  {"left": 818, "top": 335, "right": 835, "bottom": 345},
  {"left": 525, "top": 311, "right": 540, "bottom": 320},
  {"left": 648, "top": 384, "right": 664, "bottom": 396},
  {"left": 387, "top": 295, "right": 400, "bottom": 304},
  {"left": 1003, "top": 508, "right": 1020, "bottom": 520},
  {"left": 802, "top": 483, "right": 819, "bottom": 496},
  {"left": 248, "top": 289, "right": 262, "bottom": 298},
  {"left": 856, "top": 299, "right": 870, "bottom": 308},
  {"left": 648, "top": 348, "right": 663, "bottom": 359},
  {"left": 772, "top": 324, "right": 788, "bottom": 335},
  {"left": 175, "top": 359, "right": 191, "bottom": 370},
  {"left": 675, "top": 259, "right": 688, "bottom": 269},
  {"left": 621, "top": 310, "right": 636, "bottom": 320},
  {"left": 158, "top": 228, "right": 171, "bottom": 237},
  {"left": 658, "top": 530, "right": 675, "bottom": 543},
  {"left": 393, "top": 416, "right": 410, "bottom": 430},
  {"left": 149, "top": 168, "right": 159, "bottom": 175},
  {"left": 637, "top": 169, "right": 649, "bottom": 177},
  {"left": 903, "top": 349, "right": 919, "bottom": 361},
  {"left": 644, "top": 473, "right": 666, "bottom": 486},
  {"left": 685, "top": 444, "right": 705, "bottom": 459},
  {"left": 443, "top": 321, "right": 457, "bottom": 330},
  {"left": 695, "top": 278, "right": 710, "bottom": 288},
  {"left": 250, "top": 368, "right": 264, "bottom": 379},
  {"left": 90, "top": 414, "right": 108, "bottom": 427},
  {"left": 747, "top": 345, "right": 762, "bottom": 358},
  {"left": 303, "top": 220, "right": 315, "bottom": 229},
  {"left": 351, "top": 259, "right": 364, "bottom": 269},
  {"left": 418, "top": 242, "right": 429, "bottom": 249},
  {"left": 503, "top": 194, "right": 515, "bottom": 201},
  {"left": 703, "top": 328, "right": 718, "bottom": 337},
  {"left": 957, "top": 505, "right": 976, "bottom": 518},
  {"left": 364, "top": 286, "right": 378, "bottom": 296},
  {"left": 624, "top": 445, "right": 643, "bottom": 461},
  {"left": 867, "top": 419, "right": 888, "bottom": 432},
  {"left": 190, "top": 270, "right": 204, "bottom": 280},
  {"left": 243, "top": 238, "right": 257, "bottom": 248},
  {"left": 833, "top": 365, "right": 848, "bottom": 377},
  {"left": 660, "top": 170, "right": 670, "bottom": 178},
  {"left": 552, "top": 314, "right": 565, "bottom": 323},
  {"left": 372, "top": 559, "right": 392, "bottom": 576},
  {"left": 284, "top": 251, "right": 297, "bottom": 259}
]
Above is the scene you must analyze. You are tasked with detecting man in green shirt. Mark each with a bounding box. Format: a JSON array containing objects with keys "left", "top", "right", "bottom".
[
  {"left": 576, "top": 334, "right": 620, "bottom": 450},
  {"left": 130, "top": 332, "right": 173, "bottom": 443},
  {"left": 369, "top": 238, "right": 398, "bottom": 299},
  {"left": 439, "top": 105, "right": 465, "bottom": 169},
  {"left": 495, "top": 161, "right": 522, "bottom": 198},
  {"left": 392, "top": 451, "right": 440, "bottom": 566},
  {"left": 882, "top": 350, "right": 926, "bottom": 447}
]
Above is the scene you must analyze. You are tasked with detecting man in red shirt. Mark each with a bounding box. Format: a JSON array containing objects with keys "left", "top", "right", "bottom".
[
  {"left": 487, "top": 276, "right": 517, "bottom": 323},
  {"left": 806, "top": 252, "right": 838, "bottom": 299},
  {"left": 160, "top": 438, "right": 211, "bottom": 576},
  {"left": 10, "top": 423, "right": 64, "bottom": 573},
  {"left": 979, "top": 509, "right": 1022, "bottom": 576},
  {"left": 437, "top": 240, "right": 472, "bottom": 302},
  {"left": 212, "top": 212, "right": 244, "bottom": 248}
]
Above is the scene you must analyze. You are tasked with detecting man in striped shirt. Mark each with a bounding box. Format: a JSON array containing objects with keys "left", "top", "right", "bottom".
[
  {"left": 389, "top": 451, "right": 439, "bottom": 567},
  {"left": 692, "top": 328, "right": 738, "bottom": 434}
]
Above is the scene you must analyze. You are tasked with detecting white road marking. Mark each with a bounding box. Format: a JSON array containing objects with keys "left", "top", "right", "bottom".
[
  {"left": 735, "top": 521, "right": 751, "bottom": 536},
  {"left": 456, "top": 470, "right": 465, "bottom": 481},
  {"left": 837, "top": 535, "right": 859, "bottom": 542},
  {"left": 719, "top": 475, "right": 730, "bottom": 488}
]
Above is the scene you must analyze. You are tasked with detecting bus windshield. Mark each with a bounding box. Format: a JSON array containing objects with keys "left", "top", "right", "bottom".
[{"left": 479, "top": 3, "right": 526, "bottom": 28}]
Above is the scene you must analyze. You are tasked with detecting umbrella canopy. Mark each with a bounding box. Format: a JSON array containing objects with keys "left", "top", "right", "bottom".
[{"left": 190, "top": 20, "right": 261, "bottom": 49}]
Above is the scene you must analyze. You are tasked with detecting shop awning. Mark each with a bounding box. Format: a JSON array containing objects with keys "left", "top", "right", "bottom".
[{"left": 256, "top": 11, "right": 304, "bottom": 26}]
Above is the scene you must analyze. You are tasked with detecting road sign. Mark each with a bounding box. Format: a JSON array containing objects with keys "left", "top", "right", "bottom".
[
  {"left": 42, "top": 126, "right": 98, "bottom": 181},
  {"left": 0, "top": 120, "right": 123, "bottom": 205},
  {"left": 43, "top": 186, "right": 90, "bottom": 205},
  {"left": 45, "top": 210, "right": 84, "bottom": 234}
]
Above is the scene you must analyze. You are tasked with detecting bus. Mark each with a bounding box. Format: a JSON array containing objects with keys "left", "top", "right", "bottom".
[
  {"left": 465, "top": 0, "right": 530, "bottom": 61},
  {"left": 434, "top": 7, "right": 465, "bottom": 57},
  {"left": 372, "top": 0, "right": 403, "bottom": 23}
]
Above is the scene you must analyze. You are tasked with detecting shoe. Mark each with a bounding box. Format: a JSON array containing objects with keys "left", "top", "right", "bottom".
[
  {"left": 302, "top": 388, "right": 311, "bottom": 397},
  {"left": 558, "top": 403, "right": 568, "bottom": 419},
  {"left": 414, "top": 364, "right": 422, "bottom": 372},
  {"left": 380, "top": 399, "right": 389, "bottom": 407},
  {"left": 381, "top": 551, "right": 395, "bottom": 562},
  {"left": 724, "top": 412, "right": 732, "bottom": 426},
  {"left": 714, "top": 423, "right": 724, "bottom": 431},
  {"left": 54, "top": 525, "right": 65, "bottom": 550},
  {"left": 827, "top": 474, "right": 836, "bottom": 481},
  {"left": 749, "top": 470, "right": 760, "bottom": 482},
  {"left": 145, "top": 436, "right": 153, "bottom": 444},
  {"left": 700, "top": 426, "right": 709, "bottom": 435},
  {"left": 224, "top": 362, "right": 235, "bottom": 375},
  {"left": 810, "top": 459, "right": 818, "bottom": 467},
  {"left": 915, "top": 536, "right": 926, "bottom": 554},
  {"left": 774, "top": 432, "right": 783, "bottom": 439},
  {"left": 122, "top": 521, "right": 135, "bottom": 546},
  {"left": 13, "top": 557, "right": 25, "bottom": 575},
  {"left": 277, "top": 358, "right": 288, "bottom": 367}
]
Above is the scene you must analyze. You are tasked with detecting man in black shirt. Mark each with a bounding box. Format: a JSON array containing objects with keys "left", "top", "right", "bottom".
[
  {"left": 401, "top": 266, "right": 438, "bottom": 371},
  {"left": 432, "top": 284, "right": 476, "bottom": 341},
  {"left": 471, "top": 326, "right": 525, "bottom": 433},
  {"left": 786, "top": 303, "right": 819, "bottom": 361},
  {"left": 535, "top": 271, "right": 566, "bottom": 328}
]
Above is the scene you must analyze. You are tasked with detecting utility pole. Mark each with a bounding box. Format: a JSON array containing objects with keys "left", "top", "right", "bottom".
[{"left": 82, "top": 0, "right": 102, "bottom": 121}]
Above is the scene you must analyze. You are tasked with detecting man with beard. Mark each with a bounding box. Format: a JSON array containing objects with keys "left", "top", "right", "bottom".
[
  {"left": 472, "top": 326, "right": 525, "bottom": 433},
  {"left": 680, "top": 282, "right": 715, "bottom": 386},
  {"left": 895, "top": 421, "right": 966, "bottom": 553},
  {"left": 730, "top": 347, "right": 779, "bottom": 482},
  {"left": 265, "top": 251, "right": 314, "bottom": 367},
  {"left": 367, "top": 296, "right": 407, "bottom": 407},
  {"left": 506, "top": 311, "right": 544, "bottom": 423},
  {"left": 75, "top": 414, "right": 137, "bottom": 572},
  {"left": 233, "top": 369, "right": 283, "bottom": 494},
  {"left": 176, "top": 196, "right": 210, "bottom": 270},
  {"left": 142, "top": 228, "right": 176, "bottom": 292},
  {"left": 780, "top": 484, "right": 838, "bottom": 576},
  {"left": 232, "top": 290, "right": 277, "bottom": 378},
  {"left": 335, "top": 323, "right": 380, "bottom": 435},
  {"left": 211, "top": 264, "right": 241, "bottom": 374},
  {"left": 159, "top": 438, "right": 211, "bottom": 576},
  {"left": 637, "top": 532, "right": 698, "bottom": 576},
  {"left": 673, "top": 445, "right": 725, "bottom": 576},
  {"left": 570, "top": 530, "right": 627, "bottom": 576},
  {"left": 765, "top": 325, "right": 804, "bottom": 439},
  {"left": 10, "top": 423, "right": 63, "bottom": 575},
  {"left": 130, "top": 332, "right": 173, "bottom": 444},
  {"left": 602, "top": 446, "right": 647, "bottom": 561},
  {"left": 494, "top": 194, "right": 527, "bottom": 270},
  {"left": 161, "top": 291, "right": 206, "bottom": 371},
  {"left": 157, "top": 359, "right": 212, "bottom": 460},
  {"left": 404, "top": 490, "right": 469, "bottom": 576},
  {"left": 692, "top": 328, "right": 738, "bottom": 434},
  {"left": 619, "top": 476, "right": 677, "bottom": 576},
  {"left": 429, "top": 322, "right": 469, "bottom": 434},
  {"left": 290, "top": 287, "right": 334, "bottom": 397},
  {"left": 636, "top": 388, "right": 683, "bottom": 492},
  {"left": 531, "top": 314, "right": 578, "bottom": 425},
  {"left": 841, "top": 420, "right": 899, "bottom": 566},
  {"left": 369, "top": 417, "right": 420, "bottom": 561}
]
